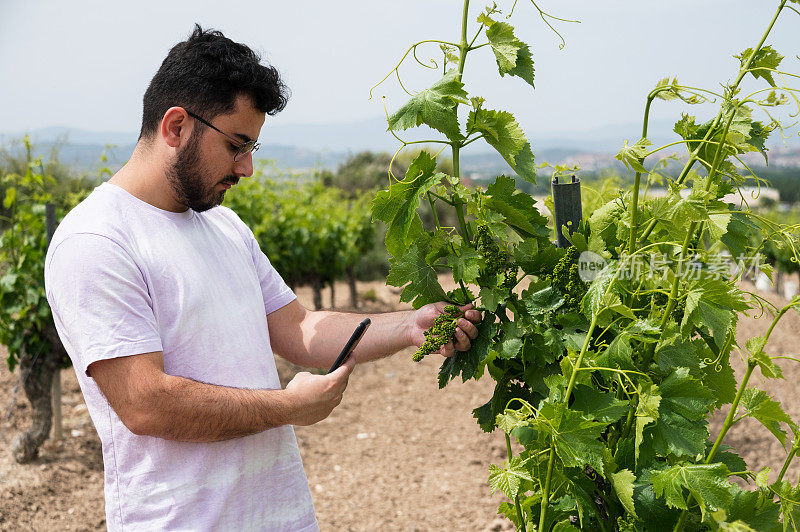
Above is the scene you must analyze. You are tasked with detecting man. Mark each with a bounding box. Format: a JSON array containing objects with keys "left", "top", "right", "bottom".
[{"left": 44, "top": 25, "right": 481, "bottom": 531}]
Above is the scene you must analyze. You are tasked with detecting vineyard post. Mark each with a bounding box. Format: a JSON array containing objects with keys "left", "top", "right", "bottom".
[
  {"left": 45, "top": 202, "right": 61, "bottom": 441},
  {"left": 551, "top": 175, "right": 583, "bottom": 248}
]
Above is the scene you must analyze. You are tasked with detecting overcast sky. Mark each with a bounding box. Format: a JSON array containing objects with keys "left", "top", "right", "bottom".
[{"left": 1, "top": 0, "right": 798, "bottom": 141}]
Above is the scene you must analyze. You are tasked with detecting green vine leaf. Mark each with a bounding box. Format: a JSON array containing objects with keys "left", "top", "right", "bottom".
[
  {"left": 385, "top": 238, "right": 447, "bottom": 309},
  {"left": 653, "top": 77, "right": 703, "bottom": 104},
  {"left": 635, "top": 382, "right": 661, "bottom": 466},
  {"left": 468, "top": 110, "right": 536, "bottom": 184},
  {"left": 659, "top": 367, "right": 716, "bottom": 421},
  {"left": 438, "top": 320, "right": 497, "bottom": 388},
  {"left": 650, "top": 463, "right": 735, "bottom": 521},
  {"left": 740, "top": 388, "right": 794, "bottom": 448},
  {"left": 534, "top": 403, "right": 607, "bottom": 474},
  {"left": 482, "top": 175, "right": 549, "bottom": 238},
  {"left": 735, "top": 45, "right": 783, "bottom": 87},
  {"left": 477, "top": 13, "right": 535, "bottom": 88},
  {"left": 746, "top": 336, "right": 783, "bottom": 379},
  {"left": 371, "top": 151, "right": 443, "bottom": 256},
  {"left": 611, "top": 469, "right": 639, "bottom": 520},
  {"left": 387, "top": 70, "right": 468, "bottom": 141},
  {"left": 571, "top": 385, "right": 628, "bottom": 423},
  {"left": 615, "top": 138, "right": 651, "bottom": 173},
  {"left": 488, "top": 457, "right": 533, "bottom": 499},
  {"left": 488, "top": 463, "right": 521, "bottom": 499},
  {"left": 771, "top": 480, "right": 800, "bottom": 531}
]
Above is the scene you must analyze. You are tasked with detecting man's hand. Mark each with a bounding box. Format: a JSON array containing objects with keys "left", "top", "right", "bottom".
[
  {"left": 408, "top": 303, "right": 482, "bottom": 357},
  {"left": 283, "top": 355, "right": 356, "bottom": 425}
]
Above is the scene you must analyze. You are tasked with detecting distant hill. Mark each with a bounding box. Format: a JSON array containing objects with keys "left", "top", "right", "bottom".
[{"left": 2, "top": 119, "right": 798, "bottom": 177}]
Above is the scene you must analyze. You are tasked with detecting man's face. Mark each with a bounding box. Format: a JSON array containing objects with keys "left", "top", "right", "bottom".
[{"left": 166, "top": 95, "right": 265, "bottom": 212}]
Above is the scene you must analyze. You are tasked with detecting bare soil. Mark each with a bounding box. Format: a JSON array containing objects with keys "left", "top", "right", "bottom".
[{"left": 1, "top": 277, "right": 798, "bottom": 531}]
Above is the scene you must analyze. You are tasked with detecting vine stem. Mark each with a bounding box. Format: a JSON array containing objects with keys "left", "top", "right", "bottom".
[
  {"left": 673, "top": 301, "right": 793, "bottom": 531},
  {"left": 450, "top": 0, "right": 471, "bottom": 244},
  {"left": 777, "top": 442, "right": 798, "bottom": 484},
  {"left": 627, "top": 93, "right": 657, "bottom": 255},
  {"left": 540, "top": 314, "right": 599, "bottom": 530},
  {"left": 505, "top": 433, "right": 526, "bottom": 531}
]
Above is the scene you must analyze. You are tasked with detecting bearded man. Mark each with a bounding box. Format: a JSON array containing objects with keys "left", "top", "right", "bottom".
[{"left": 44, "top": 25, "right": 481, "bottom": 531}]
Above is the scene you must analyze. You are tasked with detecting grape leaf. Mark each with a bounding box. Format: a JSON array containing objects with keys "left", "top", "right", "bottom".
[
  {"left": 534, "top": 403, "right": 607, "bottom": 474},
  {"left": 650, "top": 411, "right": 709, "bottom": 459},
  {"left": 772, "top": 480, "right": 800, "bottom": 531},
  {"left": 496, "top": 408, "right": 529, "bottom": 435},
  {"left": 727, "top": 192, "right": 764, "bottom": 236},
  {"left": 700, "top": 346, "right": 738, "bottom": 408},
  {"left": 656, "top": 327, "right": 703, "bottom": 372},
  {"left": 468, "top": 109, "right": 525, "bottom": 158},
  {"left": 479, "top": 16, "right": 520, "bottom": 71},
  {"left": 659, "top": 367, "right": 715, "bottom": 421},
  {"left": 385, "top": 240, "right": 447, "bottom": 309},
  {"left": 653, "top": 77, "right": 703, "bottom": 104},
  {"left": 611, "top": 469, "right": 639, "bottom": 520},
  {"left": 512, "top": 142, "right": 537, "bottom": 183},
  {"left": 482, "top": 175, "right": 549, "bottom": 238},
  {"left": 725, "top": 488, "right": 781, "bottom": 532},
  {"left": 488, "top": 463, "right": 521, "bottom": 499},
  {"left": 506, "top": 43, "right": 535, "bottom": 88},
  {"left": 650, "top": 463, "right": 735, "bottom": 521},
  {"left": 448, "top": 247, "right": 482, "bottom": 285},
  {"left": 439, "top": 320, "right": 497, "bottom": 387},
  {"left": 372, "top": 151, "right": 442, "bottom": 256},
  {"left": 499, "top": 321, "right": 523, "bottom": 360},
  {"left": 387, "top": 70, "right": 468, "bottom": 141},
  {"left": 468, "top": 110, "right": 537, "bottom": 184},
  {"left": 581, "top": 263, "right": 619, "bottom": 317},
  {"left": 635, "top": 382, "right": 661, "bottom": 466},
  {"left": 477, "top": 13, "right": 535, "bottom": 88},
  {"left": 740, "top": 388, "right": 794, "bottom": 447},
  {"left": 746, "top": 336, "right": 783, "bottom": 379},
  {"left": 597, "top": 332, "right": 636, "bottom": 372},
  {"left": 735, "top": 45, "right": 783, "bottom": 87},
  {"left": 615, "top": 138, "right": 651, "bottom": 173},
  {"left": 572, "top": 385, "right": 628, "bottom": 423}
]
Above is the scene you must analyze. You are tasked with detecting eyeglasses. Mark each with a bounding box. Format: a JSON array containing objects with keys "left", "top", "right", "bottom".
[{"left": 185, "top": 110, "right": 260, "bottom": 162}]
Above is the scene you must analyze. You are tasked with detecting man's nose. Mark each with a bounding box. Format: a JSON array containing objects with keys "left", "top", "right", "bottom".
[{"left": 233, "top": 151, "right": 254, "bottom": 178}]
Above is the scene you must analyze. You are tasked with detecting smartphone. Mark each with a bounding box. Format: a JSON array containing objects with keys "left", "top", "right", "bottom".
[{"left": 327, "top": 318, "right": 371, "bottom": 374}]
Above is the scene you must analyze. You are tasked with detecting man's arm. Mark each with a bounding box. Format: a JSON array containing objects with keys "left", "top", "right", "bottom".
[
  {"left": 88, "top": 350, "right": 355, "bottom": 442},
  {"left": 268, "top": 299, "right": 481, "bottom": 369}
]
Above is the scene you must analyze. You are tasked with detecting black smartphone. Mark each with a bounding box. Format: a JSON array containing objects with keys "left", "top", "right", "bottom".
[{"left": 327, "top": 318, "right": 371, "bottom": 374}]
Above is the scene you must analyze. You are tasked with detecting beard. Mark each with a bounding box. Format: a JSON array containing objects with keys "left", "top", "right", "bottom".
[{"left": 166, "top": 130, "right": 237, "bottom": 213}]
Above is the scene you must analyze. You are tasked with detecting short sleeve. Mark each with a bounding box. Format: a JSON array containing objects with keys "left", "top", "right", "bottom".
[
  {"left": 245, "top": 227, "right": 296, "bottom": 314},
  {"left": 216, "top": 207, "right": 296, "bottom": 314},
  {"left": 45, "top": 233, "right": 164, "bottom": 376}
]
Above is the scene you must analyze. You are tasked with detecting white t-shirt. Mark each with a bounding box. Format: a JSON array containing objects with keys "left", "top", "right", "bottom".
[{"left": 44, "top": 182, "right": 318, "bottom": 531}]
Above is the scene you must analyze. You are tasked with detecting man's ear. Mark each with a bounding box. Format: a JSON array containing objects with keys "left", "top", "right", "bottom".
[{"left": 160, "top": 107, "right": 192, "bottom": 149}]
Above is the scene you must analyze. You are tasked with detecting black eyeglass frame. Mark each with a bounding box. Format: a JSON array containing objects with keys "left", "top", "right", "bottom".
[{"left": 185, "top": 110, "right": 260, "bottom": 162}]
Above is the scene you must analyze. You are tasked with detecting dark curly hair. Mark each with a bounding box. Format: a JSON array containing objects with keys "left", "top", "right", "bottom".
[{"left": 139, "top": 24, "right": 289, "bottom": 140}]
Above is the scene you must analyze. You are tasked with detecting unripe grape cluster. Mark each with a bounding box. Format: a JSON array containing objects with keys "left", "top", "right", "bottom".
[
  {"left": 548, "top": 246, "right": 587, "bottom": 311},
  {"left": 476, "top": 223, "right": 518, "bottom": 291},
  {"left": 412, "top": 305, "right": 462, "bottom": 362}
]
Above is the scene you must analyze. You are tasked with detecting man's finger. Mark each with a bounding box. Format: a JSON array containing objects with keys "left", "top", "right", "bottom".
[
  {"left": 440, "top": 340, "right": 456, "bottom": 358},
  {"left": 457, "top": 317, "right": 478, "bottom": 340},
  {"left": 463, "top": 309, "right": 482, "bottom": 324},
  {"left": 330, "top": 356, "right": 356, "bottom": 380},
  {"left": 453, "top": 328, "right": 471, "bottom": 352}
]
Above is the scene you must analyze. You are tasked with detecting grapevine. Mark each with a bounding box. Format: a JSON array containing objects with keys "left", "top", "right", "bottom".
[{"left": 372, "top": 1, "right": 800, "bottom": 530}]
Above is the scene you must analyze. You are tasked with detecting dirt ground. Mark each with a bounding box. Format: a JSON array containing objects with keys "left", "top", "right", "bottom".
[{"left": 1, "top": 276, "right": 799, "bottom": 531}]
